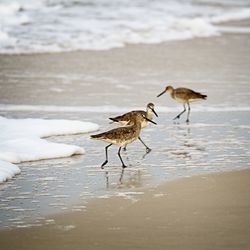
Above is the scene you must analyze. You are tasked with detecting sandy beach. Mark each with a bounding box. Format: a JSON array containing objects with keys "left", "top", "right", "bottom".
[
  {"left": 0, "top": 169, "right": 249, "bottom": 250},
  {"left": 0, "top": 14, "right": 250, "bottom": 249}
]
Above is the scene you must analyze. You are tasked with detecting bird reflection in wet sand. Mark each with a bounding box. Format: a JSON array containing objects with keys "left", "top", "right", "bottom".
[
  {"left": 171, "top": 125, "right": 206, "bottom": 160},
  {"left": 105, "top": 169, "right": 125, "bottom": 188},
  {"left": 105, "top": 168, "right": 143, "bottom": 189},
  {"left": 109, "top": 103, "right": 158, "bottom": 152},
  {"left": 91, "top": 115, "right": 157, "bottom": 169},
  {"left": 157, "top": 85, "right": 207, "bottom": 123}
]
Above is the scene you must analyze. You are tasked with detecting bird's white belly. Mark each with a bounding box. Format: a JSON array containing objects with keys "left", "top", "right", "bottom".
[
  {"left": 188, "top": 98, "right": 203, "bottom": 103},
  {"left": 174, "top": 97, "right": 186, "bottom": 103},
  {"left": 120, "top": 137, "right": 137, "bottom": 146},
  {"left": 174, "top": 97, "right": 203, "bottom": 103}
]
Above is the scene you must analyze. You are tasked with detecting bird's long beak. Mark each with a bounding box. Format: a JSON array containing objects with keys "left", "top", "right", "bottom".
[
  {"left": 157, "top": 89, "right": 166, "bottom": 97},
  {"left": 151, "top": 108, "right": 158, "bottom": 117},
  {"left": 145, "top": 117, "right": 157, "bottom": 125}
]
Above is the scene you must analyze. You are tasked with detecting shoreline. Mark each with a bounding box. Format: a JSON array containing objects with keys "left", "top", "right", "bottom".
[
  {"left": 0, "top": 168, "right": 250, "bottom": 249},
  {"left": 0, "top": 30, "right": 249, "bottom": 248}
]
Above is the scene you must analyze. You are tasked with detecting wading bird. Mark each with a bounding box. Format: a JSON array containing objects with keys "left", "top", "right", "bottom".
[
  {"left": 109, "top": 103, "right": 158, "bottom": 152},
  {"left": 91, "top": 115, "right": 157, "bottom": 169},
  {"left": 157, "top": 85, "right": 207, "bottom": 123}
]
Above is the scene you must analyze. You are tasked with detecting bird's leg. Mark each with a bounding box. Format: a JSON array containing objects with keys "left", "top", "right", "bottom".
[
  {"left": 173, "top": 104, "right": 186, "bottom": 120},
  {"left": 138, "top": 136, "right": 151, "bottom": 153},
  {"left": 123, "top": 145, "right": 127, "bottom": 151},
  {"left": 101, "top": 143, "right": 112, "bottom": 169},
  {"left": 118, "top": 147, "right": 127, "bottom": 168},
  {"left": 186, "top": 102, "right": 191, "bottom": 123}
]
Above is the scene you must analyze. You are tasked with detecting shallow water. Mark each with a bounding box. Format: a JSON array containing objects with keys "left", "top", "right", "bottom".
[{"left": 0, "top": 110, "right": 249, "bottom": 229}]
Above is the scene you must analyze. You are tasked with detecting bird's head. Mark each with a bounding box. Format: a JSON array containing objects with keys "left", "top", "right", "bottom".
[
  {"left": 157, "top": 85, "right": 173, "bottom": 97},
  {"left": 147, "top": 102, "right": 158, "bottom": 117}
]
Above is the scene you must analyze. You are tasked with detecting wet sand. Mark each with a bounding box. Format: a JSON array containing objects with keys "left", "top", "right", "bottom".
[
  {"left": 0, "top": 33, "right": 250, "bottom": 108},
  {"left": 0, "top": 169, "right": 250, "bottom": 250}
]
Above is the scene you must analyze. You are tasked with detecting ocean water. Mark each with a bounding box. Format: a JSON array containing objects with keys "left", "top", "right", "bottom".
[{"left": 1, "top": 0, "right": 250, "bottom": 54}]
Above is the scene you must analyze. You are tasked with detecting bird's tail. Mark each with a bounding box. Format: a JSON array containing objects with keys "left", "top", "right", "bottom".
[
  {"left": 201, "top": 94, "right": 207, "bottom": 100},
  {"left": 90, "top": 133, "right": 103, "bottom": 139},
  {"left": 109, "top": 117, "right": 119, "bottom": 123},
  {"left": 196, "top": 92, "right": 207, "bottom": 100}
]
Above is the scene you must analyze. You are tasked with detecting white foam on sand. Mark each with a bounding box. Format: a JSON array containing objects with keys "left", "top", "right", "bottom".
[
  {"left": 0, "top": 160, "right": 20, "bottom": 183},
  {"left": 0, "top": 116, "right": 99, "bottom": 183}
]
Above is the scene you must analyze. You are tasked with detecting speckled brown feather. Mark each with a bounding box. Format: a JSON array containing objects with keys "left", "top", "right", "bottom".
[
  {"left": 109, "top": 110, "right": 145, "bottom": 125},
  {"left": 91, "top": 117, "right": 141, "bottom": 146}
]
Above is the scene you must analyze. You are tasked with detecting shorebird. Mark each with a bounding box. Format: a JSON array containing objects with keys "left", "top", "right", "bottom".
[
  {"left": 91, "top": 115, "right": 156, "bottom": 169},
  {"left": 157, "top": 85, "right": 207, "bottom": 123},
  {"left": 109, "top": 103, "right": 158, "bottom": 152}
]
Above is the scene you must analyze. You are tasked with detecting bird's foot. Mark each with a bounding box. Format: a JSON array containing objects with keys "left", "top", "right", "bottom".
[
  {"left": 146, "top": 148, "right": 152, "bottom": 153},
  {"left": 186, "top": 119, "right": 190, "bottom": 124},
  {"left": 122, "top": 164, "right": 127, "bottom": 169},
  {"left": 123, "top": 147, "right": 127, "bottom": 151},
  {"left": 101, "top": 160, "right": 108, "bottom": 169}
]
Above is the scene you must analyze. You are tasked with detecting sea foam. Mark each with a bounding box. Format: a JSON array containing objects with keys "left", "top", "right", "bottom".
[
  {"left": 0, "top": 116, "right": 99, "bottom": 183},
  {"left": 0, "top": 160, "right": 21, "bottom": 183}
]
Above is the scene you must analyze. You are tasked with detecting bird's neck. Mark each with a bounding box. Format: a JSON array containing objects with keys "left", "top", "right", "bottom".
[
  {"left": 146, "top": 108, "right": 153, "bottom": 120},
  {"left": 167, "top": 88, "right": 174, "bottom": 98}
]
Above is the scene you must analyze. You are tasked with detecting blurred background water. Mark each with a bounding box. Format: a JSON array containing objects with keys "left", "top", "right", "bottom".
[{"left": 1, "top": 0, "right": 250, "bottom": 53}]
